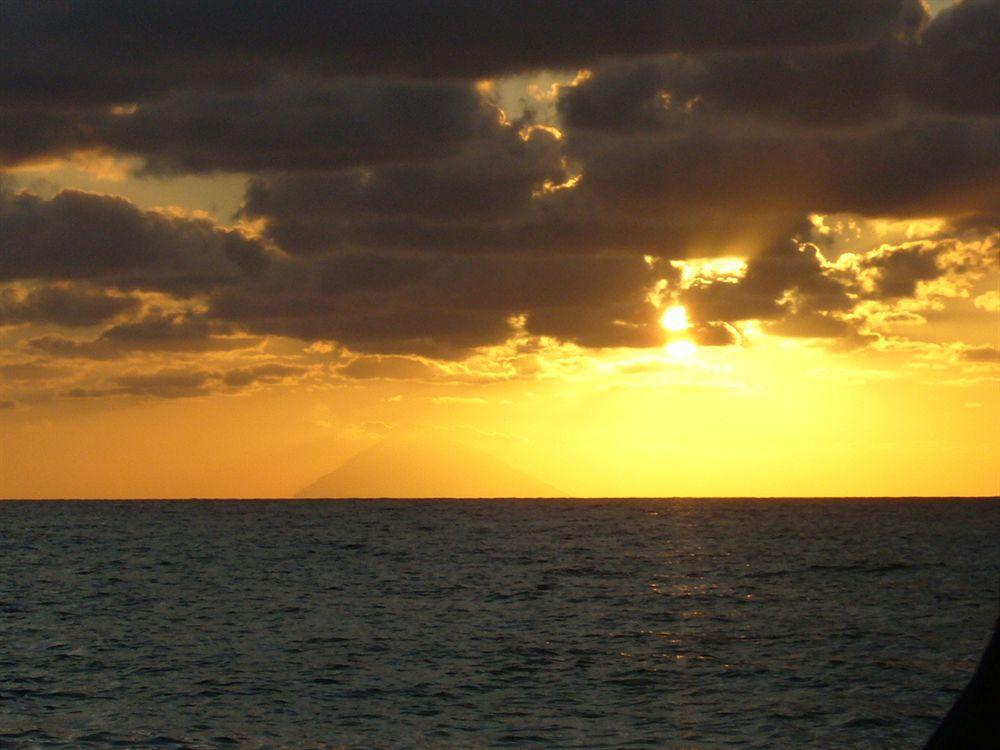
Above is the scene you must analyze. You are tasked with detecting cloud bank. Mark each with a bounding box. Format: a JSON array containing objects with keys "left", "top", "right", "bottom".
[{"left": 1, "top": 0, "right": 997, "bottom": 397}]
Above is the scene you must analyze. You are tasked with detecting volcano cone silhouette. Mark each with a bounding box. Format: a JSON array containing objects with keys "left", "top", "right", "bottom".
[{"left": 296, "top": 436, "right": 564, "bottom": 498}]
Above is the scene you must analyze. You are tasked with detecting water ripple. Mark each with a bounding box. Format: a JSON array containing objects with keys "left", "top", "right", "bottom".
[{"left": 0, "top": 498, "right": 997, "bottom": 749}]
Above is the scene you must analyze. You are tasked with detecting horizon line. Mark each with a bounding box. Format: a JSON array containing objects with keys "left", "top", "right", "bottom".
[{"left": 2, "top": 495, "right": 999, "bottom": 502}]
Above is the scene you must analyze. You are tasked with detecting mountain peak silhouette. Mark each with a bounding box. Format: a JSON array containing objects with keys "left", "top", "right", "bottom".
[{"left": 295, "top": 436, "right": 565, "bottom": 498}]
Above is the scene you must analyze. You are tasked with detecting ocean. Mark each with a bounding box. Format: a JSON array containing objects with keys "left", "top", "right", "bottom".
[{"left": 1, "top": 499, "right": 997, "bottom": 749}]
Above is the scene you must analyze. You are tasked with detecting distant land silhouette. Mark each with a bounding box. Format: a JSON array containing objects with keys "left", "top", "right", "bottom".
[{"left": 296, "top": 436, "right": 566, "bottom": 498}]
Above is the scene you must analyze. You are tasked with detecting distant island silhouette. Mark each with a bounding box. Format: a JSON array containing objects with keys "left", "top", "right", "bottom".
[{"left": 296, "top": 436, "right": 566, "bottom": 498}]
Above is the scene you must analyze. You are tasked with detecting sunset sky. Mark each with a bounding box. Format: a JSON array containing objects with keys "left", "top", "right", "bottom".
[{"left": 1, "top": 0, "right": 997, "bottom": 498}]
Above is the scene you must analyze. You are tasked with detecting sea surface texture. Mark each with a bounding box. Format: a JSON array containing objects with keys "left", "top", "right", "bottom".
[{"left": 1, "top": 499, "right": 998, "bottom": 749}]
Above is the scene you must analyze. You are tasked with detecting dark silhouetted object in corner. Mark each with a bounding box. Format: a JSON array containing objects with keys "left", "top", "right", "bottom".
[{"left": 923, "top": 612, "right": 1000, "bottom": 749}]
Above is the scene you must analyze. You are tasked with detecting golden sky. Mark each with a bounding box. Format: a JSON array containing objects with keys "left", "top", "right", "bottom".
[{"left": 1, "top": 0, "right": 997, "bottom": 497}]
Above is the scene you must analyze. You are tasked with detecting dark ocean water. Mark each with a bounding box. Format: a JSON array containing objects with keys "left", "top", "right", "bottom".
[{"left": 1, "top": 499, "right": 998, "bottom": 750}]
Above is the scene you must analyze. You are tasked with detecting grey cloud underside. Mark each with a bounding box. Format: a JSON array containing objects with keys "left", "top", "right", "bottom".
[
  {"left": 0, "top": 0, "right": 947, "bottom": 171},
  {"left": 59, "top": 363, "right": 307, "bottom": 399},
  {"left": 560, "top": 1, "right": 998, "bottom": 130},
  {"left": 571, "top": 117, "right": 1000, "bottom": 218},
  {"left": 0, "top": 186, "right": 665, "bottom": 356},
  {"left": 1, "top": 83, "right": 504, "bottom": 173},
  {"left": 208, "top": 251, "right": 665, "bottom": 355},
  {"left": 1, "top": 0, "right": 925, "bottom": 105},
  {"left": 221, "top": 363, "right": 306, "bottom": 387},
  {"left": 0, "top": 283, "right": 140, "bottom": 327},
  {"left": 242, "top": 114, "right": 998, "bottom": 265},
  {"left": 26, "top": 312, "right": 261, "bottom": 360},
  {"left": 240, "top": 127, "right": 569, "bottom": 237},
  {"left": 0, "top": 188, "right": 267, "bottom": 295},
  {"left": 0, "top": 0, "right": 997, "bottom": 370}
]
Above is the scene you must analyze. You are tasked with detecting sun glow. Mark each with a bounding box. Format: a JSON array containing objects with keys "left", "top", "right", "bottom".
[
  {"left": 660, "top": 305, "right": 690, "bottom": 332},
  {"left": 665, "top": 340, "right": 697, "bottom": 359}
]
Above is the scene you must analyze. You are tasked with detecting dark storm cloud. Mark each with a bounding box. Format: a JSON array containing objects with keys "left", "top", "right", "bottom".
[
  {"left": 105, "top": 82, "right": 501, "bottom": 174},
  {"left": 245, "top": 189, "right": 797, "bottom": 259},
  {"left": 241, "top": 126, "right": 568, "bottom": 253},
  {"left": 111, "top": 368, "right": 216, "bottom": 398},
  {"left": 0, "top": 0, "right": 926, "bottom": 106},
  {"left": 209, "top": 279, "right": 514, "bottom": 358},
  {"left": 0, "top": 81, "right": 503, "bottom": 171},
  {"left": 0, "top": 104, "right": 101, "bottom": 166},
  {"left": 243, "top": 111, "right": 997, "bottom": 272},
  {"left": 0, "top": 188, "right": 269, "bottom": 294},
  {"left": 0, "top": 284, "right": 140, "bottom": 327},
  {"left": 27, "top": 312, "right": 260, "bottom": 360},
  {"left": 573, "top": 117, "right": 1000, "bottom": 219},
  {"left": 221, "top": 363, "right": 305, "bottom": 387},
  {"left": 558, "top": 45, "right": 906, "bottom": 130},
  {"left": 0, "top": 0, "right": 996, "bottom": 364},
  {"left": 559, "top": 1, "right": 998, "bottom": 131},
  {"left": 0, "top": 1, "right": 933, "bottom": 170},
  {"left": 241, "top": 122, "right": 809, "bottom": 261},
  {"left": 206, "top": 250, "right": 662, "bottom": 355},
  {"left": 908, "top": 0, "right": 1000, "bottom": 117},
  {"left": 62, "top": 363, "right": 306, "bottom": 400}
]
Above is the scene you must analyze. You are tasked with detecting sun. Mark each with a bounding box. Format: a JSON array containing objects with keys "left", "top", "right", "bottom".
[{"left": 660, "top": 305, "right": 690, "bottom": 332}]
